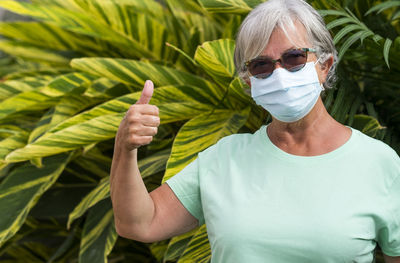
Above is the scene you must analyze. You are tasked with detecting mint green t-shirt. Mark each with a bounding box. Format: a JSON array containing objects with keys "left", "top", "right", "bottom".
[{"left": 165, "top": 125, "right": 400, "bottom": 262}]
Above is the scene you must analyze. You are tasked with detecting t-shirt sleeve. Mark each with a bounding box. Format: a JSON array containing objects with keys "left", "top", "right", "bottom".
[
  {"left": 164, "top": 157, "right": 205, "bottom": 226},
  {"left": 378, "top": 173, "right": 400, "bottom": 256}
]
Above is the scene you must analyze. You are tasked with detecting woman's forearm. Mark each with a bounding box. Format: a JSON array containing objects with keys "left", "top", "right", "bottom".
[
  {"left": 110, "top": 145, "right": 155, "bottom": 237},
  {"left": 110, "top": 80, "right": 160, "bottom": 239}
]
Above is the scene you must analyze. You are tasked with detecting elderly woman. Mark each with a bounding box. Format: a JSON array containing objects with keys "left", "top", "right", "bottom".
[{"left": 110, "top": 0, "right": 400, "bottom": 262}]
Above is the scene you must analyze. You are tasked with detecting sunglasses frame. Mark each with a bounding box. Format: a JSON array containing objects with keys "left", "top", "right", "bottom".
[{"left": 244, "top": 48, "right": 317, "bottom": 79}]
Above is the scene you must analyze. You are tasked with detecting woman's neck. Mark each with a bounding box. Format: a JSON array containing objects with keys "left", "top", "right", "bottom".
[{"left": 266, "top": 98, "right": 351, "bottom": 156}]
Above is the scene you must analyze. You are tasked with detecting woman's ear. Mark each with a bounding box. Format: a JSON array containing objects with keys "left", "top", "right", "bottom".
[
  {"left": 245, "top": 77, "right": 251, "bottom": 87},
  {"left": 319, "top": 55, "right": 334, "bottom": 83},
  {"left": 322, "top": 56, "right": 334, "bottom": 73}
]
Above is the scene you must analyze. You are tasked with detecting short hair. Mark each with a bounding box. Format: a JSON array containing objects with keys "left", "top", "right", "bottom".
[{"left": 234, "top": 0, "right": 337, "bottom": 89}]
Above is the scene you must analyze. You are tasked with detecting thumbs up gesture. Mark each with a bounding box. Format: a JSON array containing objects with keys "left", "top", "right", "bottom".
[{"left": 116, "top": 80, "right": 160, "bottom": 151}]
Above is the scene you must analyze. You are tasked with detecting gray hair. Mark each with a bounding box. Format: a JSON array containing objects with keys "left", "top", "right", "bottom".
[{"left": 234, "top": 0, "right": 337, "bottom": 89}]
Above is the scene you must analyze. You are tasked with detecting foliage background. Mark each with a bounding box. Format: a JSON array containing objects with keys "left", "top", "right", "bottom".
[{"left": 0, "top": 0, "right": 398, "bottom": 262}]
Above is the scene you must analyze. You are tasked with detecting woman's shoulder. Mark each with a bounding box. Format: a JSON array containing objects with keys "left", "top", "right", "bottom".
[
  {"left": 352, "top": 127, "right": 399, "bottom": 159},
  {"left": 199, "top": 127, "right": 264, "bottom": 158}
]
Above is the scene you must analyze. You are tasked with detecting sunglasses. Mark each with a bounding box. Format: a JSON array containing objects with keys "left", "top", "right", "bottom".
[{"left": 244, "top": 48, "right": 316, "bottom": 79}]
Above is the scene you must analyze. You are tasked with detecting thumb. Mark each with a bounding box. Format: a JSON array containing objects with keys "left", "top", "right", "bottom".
[{"left": 136, "top": 80, "right": 154, "bottom": 104}]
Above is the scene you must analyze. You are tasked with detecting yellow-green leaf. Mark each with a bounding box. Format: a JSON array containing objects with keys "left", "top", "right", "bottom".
[
  {"left": 68, "top": 177, "right": 110, "bottom": 229},
  {"left": 352, "top": 114, "right": 386, "bottom": 137},
  {"left": 0, "top": 153, "right": 71, "bottom": 246},
  {"left": 178, "top": 224, "right": 211, "bottom": 263},
  {"left": 70, "top": 58, "right": 225, "bottom": 103},
  {"left": 198, "top": 0, "right": 263, "bottom": 14},
  {"left": 0, "top": 40, "right": 70, "bottom": 65},
  {"left": 163, "top": 227, "right": 199, "bottom": 262},
  {"left": 68, "top": 148, "right": 170, "bottom": 228},
  {"left": 5, "top": 85, "right": 209, "bottom": 162},
  {"left": 79, "top": 198, "right": 117, "bottom": 263},
  {"left": 194, "top": 39, "right": 236, "bottom": 87},
  {"left": 163, "top": 108, "right": 250, "bottom": 182}
]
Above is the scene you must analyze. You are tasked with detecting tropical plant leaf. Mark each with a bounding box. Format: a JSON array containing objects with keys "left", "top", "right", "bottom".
[
  {"left": 68, "top": 148, "right": 170, "bottom": 228},
  {"left": 28, "top": 95, "right": 104, "bottom": 144},
  {"left": 0, "top": 76, "right": 51, "bottom": 101},
  {"left": 383, "top": 38, "right": 393, "bottom": 68},
  {"left": 163, "top": 228, "right": 200, "bottom": 262},
  {"left": 0, "top": 153, "right": 71, "bottom": 246},
  {"left": 5, "top": 113, "right": 122, "bottom": 163},
  {"left": 68, "top": 0, "right": 175, "bottom": 60},
  {"left": 326, "top": 17, "right": 354, "bottom": 30},
  {"left": 49, "top": 84, "right": 214, "bottom": 134},
  {"left": 194, "top": 39, "right": 236, "bottom": 88},
  {"left": 0, "top": 1, "right": 154, "bottom": 59},
  {"left": 0, "top": 90, "right": 58, "bottom": 121},
  {"left": 177, "top": 224, "right": 211, "bottom": 263},
  {"left": 224, "top": 78, "right": 266, "bottom": 131},
  {"left": 198, "top": 0, "right": 263, "bottom": 14},
  {"left": 0, "top": 41, "right": 71, "bottom": 65},
  {"left": 163, "top": 108, "right": 250, "bottom": 183},
  {"left": 365, "top": 0, "right": 400, "bottom": 15},
  {"left": 40, "top": 72, "right": 97, "bottom": 97},
  {"left": 352, "top": 114, "right": 386, "bottom": 137},
  {"left": 79, "top": 198, "right": 117, "bottom": 263},
  {"left": 5, "top": 85, "right": 211, "bottom": 162},
  {"left": 70, "top": 58, "right": 225, "bottom": 102},
  {"left": 0, "top": 21, "right": 117, "bottom": 58}
]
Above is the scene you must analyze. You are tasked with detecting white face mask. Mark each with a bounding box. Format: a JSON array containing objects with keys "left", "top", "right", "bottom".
[{"left": 250, "top": 61, "right": 323, "bottom": 123}]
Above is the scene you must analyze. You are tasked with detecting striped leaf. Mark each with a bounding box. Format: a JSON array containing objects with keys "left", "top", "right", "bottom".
[
  {"left": 71, "top": 0, "right": 165, "bottom": 22},
  {"left": 0, "top": 40, "right": 70, "bottom": 65},
  {"left": 365, "top": 1, "right": 400, "bottom": 15},
  {"left": 4, "top": 66, "right": 73, "bottom": 81},
  {"left": 163, "top": 108, "right": 250, "bottom": 183},
  {"left": 165, "top": 0, "right": 220, "bottom": 46},
  {"left": 0, "top": 22, "right": 119, "bottom": 58},
  {"left": 194, "top": 39, "right": 236, "bottom": 88},
  {"left": 5, "top": 113, "right": 123, "bottom": 163},
  {"left": 0, "top": 125, "right": 26, "bottom": 140},
  {"left": 0, "top": 131, "right": 28, "bottom": 168},
  {"left": 79, "top": 198, "right": 117, "bottom": 263},
  {"left": 66, "top": 0, "right": 173, "bottom": 60},
  {"left": 178, "top": 224, "right": 211, "bottom": 263},
  {"left": 70, "top": 58, "right": 224, "bottom": 103},
  {"left": 49, "top": 84, "right": 213, "bottom": 134},
  {"left": 0, "top": 90, "right": 58, "bottom": 121},
  {"left": 163, "top": 228, "right": 200, "bottom": 262},
  {"left": 68, "top": 177, "right": 110, "bottom": 229},
  {"left": 5, "top": 85, "right": 211, "bottom": 162},
  {"left": 149, "top": 240, "right": 169, "bottom": 262},
  {"left": 0, "top": 1, "right": 169, "bottom": 59},
  {"left": 40, "top": 72, "right": 98, "bottom": 97},
  {"left": 198, "top": 0, "right": 263, "bottom": 14},
  {"left": 0, "top": 153, "right": 71, "bottom": 246},
  {"left": 0, "top": 76, "right": 50, "bottom": 101},
  {"left": 68, "top": 148, "right": 170, "bottom": 228},
  {"left": 28, "top": 95, "right": 104, "bottom": 144},
  {"left": 352, "top": 114, "right": 385, "bottom": 137},
  {"left": 0, "top": 73, "right": 97, "bottom": 122},
  {"left": 31, "top": 0, "right": 83, "bottom": 11},
  {"left": 224, "top": 78, "right": 266, "bottom": 131},
  {"left": 84, "top": 78, "right": 126, "bottom": 98}
]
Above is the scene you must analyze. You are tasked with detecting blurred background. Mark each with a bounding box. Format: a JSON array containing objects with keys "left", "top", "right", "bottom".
[{"left": 0, "top": 0, "right": 398, "bottom": 262}]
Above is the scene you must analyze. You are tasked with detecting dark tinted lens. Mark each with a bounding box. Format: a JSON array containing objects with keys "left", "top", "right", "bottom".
[
  {"left": 282, "top": 49, "right": 307, "bottom": 71},
  {"left": 248, "top": 58, "right": 274, "bottom": 78}
]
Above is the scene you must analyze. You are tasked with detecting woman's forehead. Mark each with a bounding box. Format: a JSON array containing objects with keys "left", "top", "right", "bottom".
[{"left": 261, "top": 22, "right": 311, "bottom": 56}]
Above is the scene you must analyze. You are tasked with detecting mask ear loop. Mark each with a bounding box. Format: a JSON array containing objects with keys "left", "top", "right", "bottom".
[{"left": 314, "top": 57, "right": 325, "bottom": 91}]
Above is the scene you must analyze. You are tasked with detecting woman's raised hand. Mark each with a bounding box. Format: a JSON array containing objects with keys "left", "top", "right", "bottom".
[
  {"left": 111, "top": 80, "right": 200, "bottom": 243},
  {"left": 116, "top": 80, "right": 160, "bottom": 151}
]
